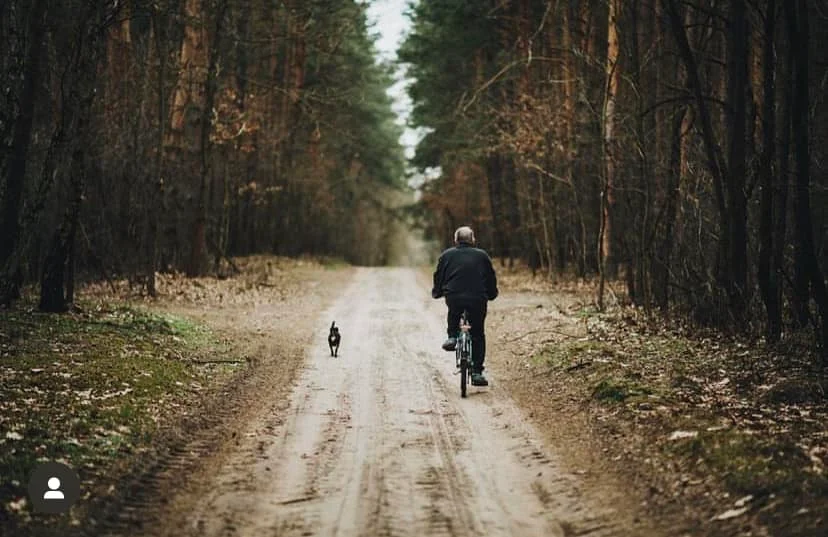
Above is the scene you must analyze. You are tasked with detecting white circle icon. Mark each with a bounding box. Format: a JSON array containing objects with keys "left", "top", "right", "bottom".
[{"left": 43, "top": 477, "right": 65, "bottom": 500}]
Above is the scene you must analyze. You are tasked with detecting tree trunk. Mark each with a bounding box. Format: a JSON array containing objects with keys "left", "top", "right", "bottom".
[
  {"left": 630, "top": 0, "right": 649, "bottom": 307},
  {"left": 561, "top": 1, "right": 585, "bottom": 276},
  {"left": 775, "top": 25, "right": 792, "bottom": 330},
  {"left": 725, "top": 0, "right": 749, "bottom": 319},
  {"left": 0, "top": 0, "right": 47, "bottom": 304},
  {"left": 757, "top": 0, "right": 779, "bottom": 342},
  {"left": 599, "top": 0, "right": 621, "bottom": 309},
  {"left": 65, "top": 221, "right": 76, "bottom": 306},
  {"left": 40, "top": 149, "right": 85, "bottom": 312},
  {"left": 785, "top": 0, "right": 828, "bottom": 362},
  {"left": 486, "top": 154, "right": 506, "bottom": 259},
  {"left": 38, "top": 1, "right": 108, "bottom": 312},
  {"left": 665, "top": 0, "right": 728, "bottom": 226},
  {"left": 188, "top": 0, "right": 228, "bottom": 277},
  {"left": 146, "top": 4, "right": 169, "bottom": 297},
  {"left": 654, "top": 107, "right": 688, "bottom": 310},
  {"left": 167, "top": 0, "right": 207, "bottom": 147}
]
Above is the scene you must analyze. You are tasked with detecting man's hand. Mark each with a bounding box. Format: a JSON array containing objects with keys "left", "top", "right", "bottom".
[
  {"left": 432, "top": 254, "right": 445, "bottom": 300},
  {"left": 485, "top": 255, "right": 498, "bottom": 301}
]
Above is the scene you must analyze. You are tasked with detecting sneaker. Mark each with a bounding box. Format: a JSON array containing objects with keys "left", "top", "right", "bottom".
[
  {"left": 471, "top": 372, "right": 488, "bottom": 386},
  {"left": 441, "top": 338, "right": 456, "bottom": 351}
]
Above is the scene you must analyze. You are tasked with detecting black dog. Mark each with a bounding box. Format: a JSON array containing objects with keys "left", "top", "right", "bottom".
[{"left": 328, "top": 321, "right": 341, "bottom": 357}]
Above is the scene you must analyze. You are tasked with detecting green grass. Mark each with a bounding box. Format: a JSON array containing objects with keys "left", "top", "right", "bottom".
[
  {"left": 0, "top": 302, "right": 224, "bottom": 516},
  {"left": 592, "top": 376, "right": 654, "bottom": 402},
  {"left": 521, "top": 308, "right": 826, "bottom": 536},
  {"left": 667, "top": 429, "right": 828, "bottom": 497},
  {"left": 318, "top": 256, "right": 349, "bottom": 270},
  {"left": 534, "top": 339, "right": 616, "bottom": 370}
]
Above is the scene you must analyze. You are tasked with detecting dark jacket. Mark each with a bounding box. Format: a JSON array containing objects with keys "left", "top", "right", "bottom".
[{"left": 431, "top": 242, "right": 498, "bottom": 301}]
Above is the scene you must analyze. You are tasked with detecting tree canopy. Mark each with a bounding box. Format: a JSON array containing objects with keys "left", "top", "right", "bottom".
[
  {"left": 402, "top": 0, "right": 828, "bottom": 358},
  {"left": 0, "top": 0, "right": 406, "bottom": 310}
]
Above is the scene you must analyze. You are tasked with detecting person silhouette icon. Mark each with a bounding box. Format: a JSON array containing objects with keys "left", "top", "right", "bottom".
[
  {"left": 28, "top": 461, "right": 79, "bottom": 513},
  {"left": 43, "top": 477, "right": 65, "bottom": 500}
]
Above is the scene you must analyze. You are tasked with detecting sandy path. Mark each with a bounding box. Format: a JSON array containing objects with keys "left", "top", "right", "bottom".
[{"left": 155, "top": 267, "right": 646, "bottom": 537}]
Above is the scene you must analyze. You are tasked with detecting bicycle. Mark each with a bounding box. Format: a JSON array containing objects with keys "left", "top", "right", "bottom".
[{"left": 455, "top": 310, "right": 473, "bottom": 398}]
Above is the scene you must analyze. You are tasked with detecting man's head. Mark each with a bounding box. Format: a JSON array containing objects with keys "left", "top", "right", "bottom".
[{"left": 454, "top": 226, "right": 475, "bottom": 245}]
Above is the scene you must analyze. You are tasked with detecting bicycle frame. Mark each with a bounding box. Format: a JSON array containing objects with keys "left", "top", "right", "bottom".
[{"left": 456, "top": 314, "right": 471, "bottom": 362}]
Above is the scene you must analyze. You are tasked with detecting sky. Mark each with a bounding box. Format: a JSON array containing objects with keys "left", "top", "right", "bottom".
[{"left": 364, "top": 0, "right": 422, "bottom": 163}]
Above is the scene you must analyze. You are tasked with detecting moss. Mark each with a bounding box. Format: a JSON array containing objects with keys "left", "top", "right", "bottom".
[
  {"left": 535, "top": 339, "right": 615, "bottom": 370},
  {"left": 592, "top": 377, "right": 653, "bottom": 403},
  {"left": 668, "top": 430, "right": 827, "bottom": 497},
  {"left": 574, "top": 307, "right": 600, "bottom": 318},
  {"left": 0, "top": 303, "right": 225, "bottom": 513},
  {"left": 760, "top": 378, "right": 826, "bottom": 405}
]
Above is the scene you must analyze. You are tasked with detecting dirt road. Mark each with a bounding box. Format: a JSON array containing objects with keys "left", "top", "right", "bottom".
[{"left": 150, "top": 268, "right": 652, "bottom": 537}]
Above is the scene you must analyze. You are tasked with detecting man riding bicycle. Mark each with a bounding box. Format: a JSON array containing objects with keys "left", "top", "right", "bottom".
[{"left": 431, "top": 226, "right": 498, "bottom": 386}]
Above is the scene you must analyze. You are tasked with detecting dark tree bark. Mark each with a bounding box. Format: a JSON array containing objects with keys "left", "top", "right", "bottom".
[
  {"left": 39, "top": 1, "right": 109, "bottom": 312},
  {"left": 784, "top": 0, "right": 828, "bottom": 361},
  {"left": 774, "top": 31, "right": 791, "bottom": 333},
  {"left": 0, "top": 0, "right": 47, "bottom": 304},
  {"left": 724, "top": 0, "right": 749, "bottom": 319},
  {"left": 654, "top": 107, "right": 688, "bottom": 310},
  {"left": 486, "top": 154, "right": 506, "bottom": 260},
  {"left": 146, "top": 3, "right": 169, "bottom": 297},
  {"left": 40, "top": 149, "right": 85, "bottom": 312},
  {"left": 600, "top": 0, "right": 621, "bottom": 294},
  {"left": 188, "top": 0, "right": 229, "bottom": 277},
  {"left": 665, "top": 0, "right": 727, "bottom": 232},
  {"left": 757, "top": 0, "right": 779, "bottom": 342}
]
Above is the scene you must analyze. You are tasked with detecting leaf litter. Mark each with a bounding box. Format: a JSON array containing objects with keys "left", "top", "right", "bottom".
[
  {"left": 487, "top": 261, "right": 827, "bottom": 537},
  {"left": 1, "top": 255, "right": 343, "bottom": 536}
]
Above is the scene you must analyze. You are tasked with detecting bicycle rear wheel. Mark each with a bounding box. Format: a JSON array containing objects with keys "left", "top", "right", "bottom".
[{"left": 460, "top": 358, "right": 468, "bottom": 398}]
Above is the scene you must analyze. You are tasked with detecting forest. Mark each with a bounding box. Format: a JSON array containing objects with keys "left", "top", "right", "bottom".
[
  {"left": 402, "top": 0, "right": 828, "bottom": 358},
  {"left": 1, "top": 0, "right": 827, "bottom": 358},
  {"left": 0, "top": 0, "right": 406, "bottom": 311},
  {"left": 1, "top": 2, "right": 827, "bottom": 534}
]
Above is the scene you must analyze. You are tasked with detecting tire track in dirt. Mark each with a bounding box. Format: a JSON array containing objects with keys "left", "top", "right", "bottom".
[{"left": 128, "top": 267, "right": 663, "bottom": 537}]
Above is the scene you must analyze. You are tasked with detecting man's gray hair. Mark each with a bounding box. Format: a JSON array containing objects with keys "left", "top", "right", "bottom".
[{"left": 454, "top": 226, "right": 475, "bottom": 244}]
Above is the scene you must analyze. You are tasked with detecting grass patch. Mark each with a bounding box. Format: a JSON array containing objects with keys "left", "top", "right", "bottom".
[
  {"left": 592, "top": 376, "right": 654, "bottom": 402},
  {"left": 574, "top": 307, "right": 600, "bottom": 319},
  {"left": 318, "top": 256, "right": 349, "bottom": 270},
  {"left": 497, "top": 283, "right": 827, "bottom": 536},
  {"left": 534, "top": 339, "right": 616, "bottom": 370},
  {"left": 668, "top": 430, "right": 827, "bottom": 497},
  {"left": 0, "top": 301, "right": 226, "bottom": 519}
]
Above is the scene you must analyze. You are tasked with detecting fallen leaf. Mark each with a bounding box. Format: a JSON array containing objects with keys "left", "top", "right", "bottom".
[
  {"left": 712, "top": 506, "right": 749, "bottom": 521},
  {"left": 712, "top": 377, "right": 730, "bottom": 388},
  {"left": 7, "top": 497, "right": 27, "bottom": 512},
  {"left": 668, "top": 430, "right": 698, "bottom": 441}
]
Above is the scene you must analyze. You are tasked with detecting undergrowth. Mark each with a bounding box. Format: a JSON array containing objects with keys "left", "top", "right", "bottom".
[{"left": 0, "top": 299, "right": 227, "bottom": 522}]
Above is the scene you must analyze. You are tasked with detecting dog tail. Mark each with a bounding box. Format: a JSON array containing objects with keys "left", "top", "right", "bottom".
[{"left": 331, "top": 321, "right": 336, "bottom": 329}]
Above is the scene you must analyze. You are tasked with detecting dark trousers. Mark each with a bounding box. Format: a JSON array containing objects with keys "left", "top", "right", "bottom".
[{"left": 445, "top": 296, "right": 487, "bottom": 372}]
